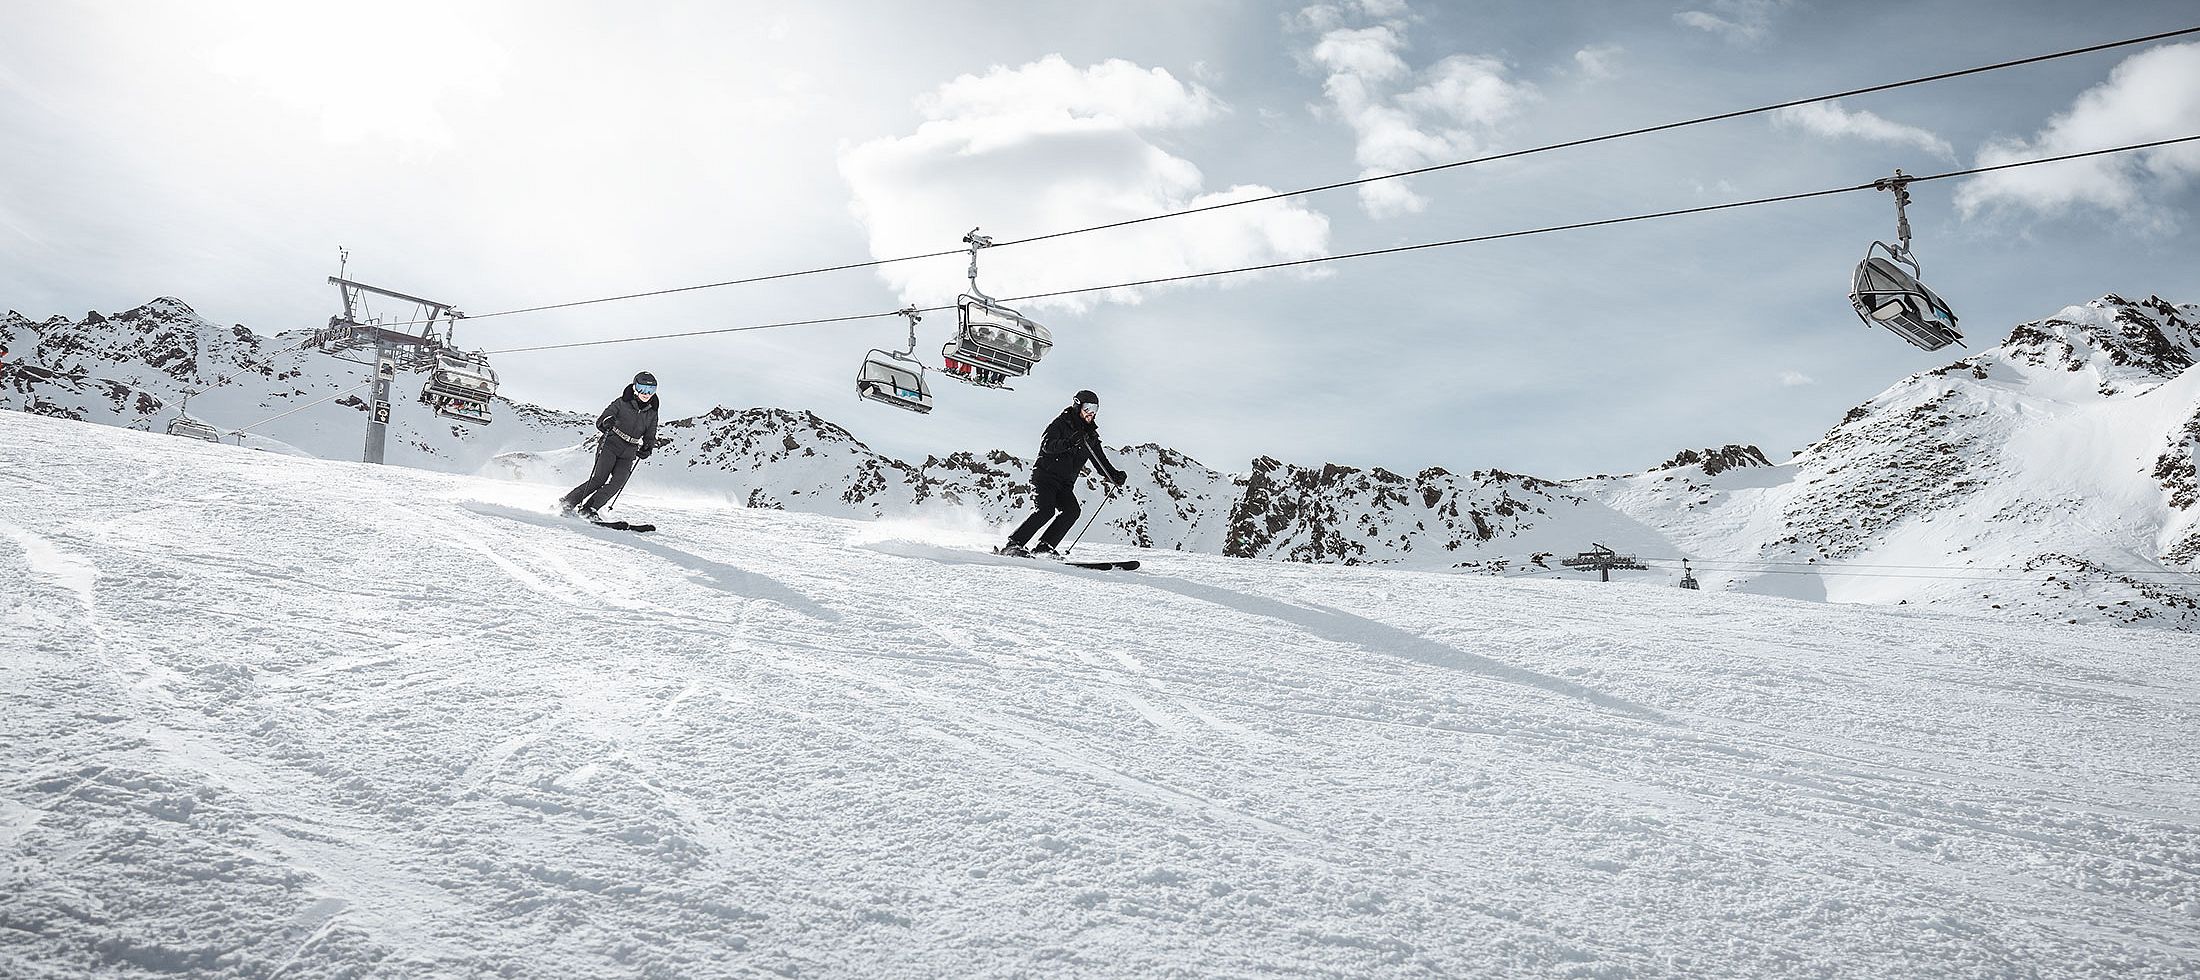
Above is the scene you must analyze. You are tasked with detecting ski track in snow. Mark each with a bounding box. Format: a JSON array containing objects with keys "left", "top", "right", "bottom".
[{"left": 4, "top": 411, "right": 2200, "bottom": 978}]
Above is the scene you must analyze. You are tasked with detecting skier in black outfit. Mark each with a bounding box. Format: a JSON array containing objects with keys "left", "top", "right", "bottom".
[
  {"left": 560, "top": 371, "right": 661, "bottom": 520},
  {"left": 1002, "top": 389, "right": 1128, "bottom": 557}
]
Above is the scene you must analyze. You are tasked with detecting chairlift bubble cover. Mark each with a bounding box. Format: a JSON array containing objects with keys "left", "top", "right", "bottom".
[
  {"left": 420, "top": 351, "right": 500, "bottom": 425},
  {"left": 949, "top": 294, "right": 1051, "bottom": 377},
  {"left": 1849, "top": 255, "right": 1962, "bottom": 352}
]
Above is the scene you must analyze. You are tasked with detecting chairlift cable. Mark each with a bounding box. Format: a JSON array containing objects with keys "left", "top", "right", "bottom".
[
  {"left": 1635, "top": 560, "right": 2194, "bottom": 584},
  {"left": 458, "top": 250, "right": 967, "bottom": 324},
  {"left": 482, "top": 135, "right": 2197, "bottom": 355},
  {"left": 229, "top": 380, "right": 373, "bottom": 435},
  {"left": 488, "top": 309, "right": 948, "bottom": 356},
  {"left": 1641, "top": 554, "right": 2197, "bottom": 575},
  {"left": 995, "top": 25, "right": 2200, "bottom": 249},
  {"left": 395, "top": 26, "right": 2200, "bottom": 330},
  {"left": 998, "top": 135, "right": 2200, "bottom": 305},
  {"left": 1499, "top": 556, "right": 2195, "bottom": 577}
]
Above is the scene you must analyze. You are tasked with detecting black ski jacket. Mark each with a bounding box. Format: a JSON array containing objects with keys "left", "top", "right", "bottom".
[
  {"left": 596, "top": 385, "right": 661, "bottom": 458},
  {"left": 1032, "top": 407, "right": 1124, "bottom": 486}
]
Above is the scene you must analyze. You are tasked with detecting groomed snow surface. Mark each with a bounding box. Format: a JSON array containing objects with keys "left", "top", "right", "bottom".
[{"left": 3, "top": 410, "right": 2197, "bottom": 979}]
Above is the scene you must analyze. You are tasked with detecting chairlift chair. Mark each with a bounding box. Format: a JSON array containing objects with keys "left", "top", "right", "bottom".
[
  {"left": 855, "top": 305, "right": 935, "bottom": 413},
  {"left": 942, "top": 294, "right": 1052, "bottom": 386},
  {"left": 1850, "top": 247, "right": 1962, "bottom": 351},
  {"left": 939, "top": 227, "right": 1052, "bottom": 389},
  {"left": 856, "top": 350, "right": 934, "bottom": 413},
  {"left": 166, "top": 415, "right": 222, "bottom": 443},
  {"left": 1848, "top": 170, "right": 1963, "bottom": 352},
  {"left": 420, "top": 349, "right": 499, "bottom": 424}
]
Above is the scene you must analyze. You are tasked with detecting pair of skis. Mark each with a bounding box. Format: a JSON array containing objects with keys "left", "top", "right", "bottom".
[
  {"left": 992, "top": 546, "right": 1139, "bottom": 571},
  {"left": 564, "top": 510, "right": 655, "bottom": 533}
]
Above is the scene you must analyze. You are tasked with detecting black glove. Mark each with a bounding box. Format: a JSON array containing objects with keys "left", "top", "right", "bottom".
[
  {"left": 596, "top": 417, "right": 613, "bottom": 434},
  {"left": 638, "top": 446, "right": 653, "bottom": 461},
  {"left": 1108, "top": 467, "right": 1128, "bottom": 486}
]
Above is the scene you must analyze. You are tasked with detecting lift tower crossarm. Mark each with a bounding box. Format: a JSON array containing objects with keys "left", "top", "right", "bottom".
[{"left": 326, "top": 277, "right": 463, "bottom": 317}]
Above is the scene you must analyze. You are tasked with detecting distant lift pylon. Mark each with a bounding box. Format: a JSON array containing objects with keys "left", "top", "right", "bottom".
[{"left": 313, "top": 251, "right": 500, "bottom": 463}]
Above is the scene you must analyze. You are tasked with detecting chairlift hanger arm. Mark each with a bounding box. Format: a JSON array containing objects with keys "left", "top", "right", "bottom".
[
  {"left": 963, "top": 228, "right": 997, "bottom": 301},
  {"left": 895, "top": 305, "right": 922, "bottom": 356},
  {"left": 1873, "top": 169, "right": 1917, "bottom": 260}
]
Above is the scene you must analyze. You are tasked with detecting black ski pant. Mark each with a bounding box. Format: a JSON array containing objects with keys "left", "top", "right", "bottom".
[
  {"left": 563, "top": 440, "right": 640, "bottom": 512},
  {"left": 1007, "top": 476, "right": 1081, "bottom": 549}
]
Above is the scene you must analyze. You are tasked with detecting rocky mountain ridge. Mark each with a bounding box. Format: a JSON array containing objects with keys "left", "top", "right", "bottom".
[{"left": 7, "top": 294, "right": 2197, "bottom": 630}]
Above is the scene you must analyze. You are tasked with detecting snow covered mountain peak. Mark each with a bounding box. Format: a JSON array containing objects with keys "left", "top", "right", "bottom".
[
  {"left": 1648, "top": 444, "right": 1774, "bottom": 477},
  {"left": 1990, "top": 293, "right": 2200, "bottom": 391}
]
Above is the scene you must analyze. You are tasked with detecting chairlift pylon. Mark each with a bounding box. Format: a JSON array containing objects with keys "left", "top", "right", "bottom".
[
  {"left": 1849, "top": 170, "right": 1963, "bottom": 352},
  {"left": 941, "top": 227, "right": 1051, "bottom": 389},
  {"left": 856, "top": 306, "right": 935, "bottom": 414}
]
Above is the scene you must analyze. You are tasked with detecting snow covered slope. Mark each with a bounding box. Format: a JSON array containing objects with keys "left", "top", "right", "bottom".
[
  {"left": 4, "top": 409, "right": 2197, "bottom": 978},
  {"left": 10, "top": 294, "right": 2200, "bottom": 631},
  {"left": 1581, "top": 295, "right": 2200, "bottom": 629}
]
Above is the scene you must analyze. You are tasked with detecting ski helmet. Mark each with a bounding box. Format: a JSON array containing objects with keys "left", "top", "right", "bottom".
[
  {"left": 634, "top": 371, "right": 658, "bottom": 386},
  {"left": 1074, "top": 389, "right": 1099, "bottom": 406}
]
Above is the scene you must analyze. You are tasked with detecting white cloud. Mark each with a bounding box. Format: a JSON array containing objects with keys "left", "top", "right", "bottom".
[
  {"left": 1674, "top": 0, "right": 1790, "bottom": 45},
  {"left": 1311, "top": 25, "right": 1412, "bottom": 84},
  {"left": 838, "top": 56, "right": 1330, "bottom": 314},
  {"left": 1778, "top": 370, "right": 1815, "bottom": 387},
  {"left": 1773, "top": 100, "right": 1955, "bottom": 160},
  {"left": 1356, "top": 172, "right": 1428, "bottom": 218},
  {"left": 203, "top": 1, "right": 509, "bottom": 150},
  {"left": 1353, "top": 0, "right": 1412, "bottom": 17},
  {"left": 921, "top": 56, "right": 1223, "bottom": 130},
  {"left": 1573, "top": 45, "right": 1623, "bottom": 81},
  {"left": 1955, "top": 42, "right": 2200, "bottom": 226},
  {"left": 1296, "top": 4, "right": 1535, "bottom": 218}
]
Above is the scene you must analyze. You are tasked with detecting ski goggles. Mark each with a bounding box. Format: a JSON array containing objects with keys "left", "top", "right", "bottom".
[
  {"left": 1077, "top": 401, "right": 1098, "bottom": 415},
  {"left": 634, "top": 383, "right": 657, "bottom": 394}
]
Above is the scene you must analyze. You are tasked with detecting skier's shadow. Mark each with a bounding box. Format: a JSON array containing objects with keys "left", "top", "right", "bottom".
[
  {"left": 462, "top": 503, "right": 839, "bottom": 622},
  {"left": 1130, "top": 574, "right": 1664, "bottom": 721}
]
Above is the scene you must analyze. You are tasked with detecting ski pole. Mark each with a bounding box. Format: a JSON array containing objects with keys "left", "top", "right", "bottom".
[
  {"left": 606, "top": 457, "right": 635, "bottom": 512},
  {"left": 1061, "top": 483, "right": 1115, "bottom": 558}
]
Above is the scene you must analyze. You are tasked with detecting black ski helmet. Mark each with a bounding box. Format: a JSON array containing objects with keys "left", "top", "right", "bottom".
[
  {"left": 634, "top": 371, "right": 658, "bottom": 386},
  {"left": 1074, "top": 389, "right": 1099, "bottom": 406}
]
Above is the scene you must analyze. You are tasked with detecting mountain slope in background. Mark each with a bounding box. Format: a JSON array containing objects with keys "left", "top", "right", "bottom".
[
  {"left": 4, "top": 409, "right": 2197, "bottom": 978},
  {"left": 7, "top": 294, "right": 2197, "bottom": 629}
]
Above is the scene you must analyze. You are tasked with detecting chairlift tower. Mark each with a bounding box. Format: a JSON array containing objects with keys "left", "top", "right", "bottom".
[
  {"left": 313, "top": 273, "right": 468, "bottom": 464},
  {"left": 1562, "top": 543, "right": 1648, "bottom": 582},
  {"left": 1679, "top": 559, "right": 1701, "bottom": 590}
]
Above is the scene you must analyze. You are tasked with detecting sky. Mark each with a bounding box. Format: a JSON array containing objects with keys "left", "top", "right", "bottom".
[{"left": 3, "top": 0, "right": 2197, "bottom": 479}]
